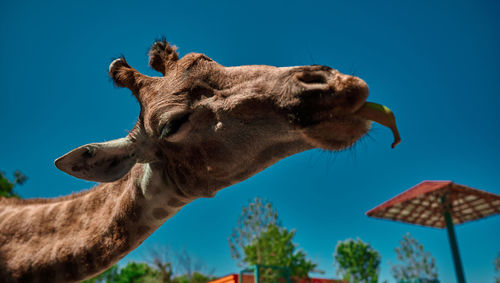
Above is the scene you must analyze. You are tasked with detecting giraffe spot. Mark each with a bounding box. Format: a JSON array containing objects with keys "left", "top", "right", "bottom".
[
  {"left": 152, "top": 207, "right": 169, "bottom": 219},
  {"left": 137, "top": 225, "right": 150, "bottom": 235},
  {"left": 167, "top": 198, "right": 187, "bottom": 207},
  {"left": 47, "top": 204, "right": 61, "bottom": 222}
]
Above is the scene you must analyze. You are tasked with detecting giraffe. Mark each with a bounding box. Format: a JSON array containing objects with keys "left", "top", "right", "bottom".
[{"left": 0, "top": 39, "right": 398, "bottom": 282}]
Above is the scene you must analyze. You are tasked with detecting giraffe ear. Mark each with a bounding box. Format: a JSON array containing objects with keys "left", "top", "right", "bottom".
[{"left": 55, "top": 137, "right": 138, "bottom": 182}]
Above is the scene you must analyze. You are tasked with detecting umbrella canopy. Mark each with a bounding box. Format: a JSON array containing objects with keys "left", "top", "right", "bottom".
[{"left": 366, "top": 181, "right": 500, "bottom": 228}]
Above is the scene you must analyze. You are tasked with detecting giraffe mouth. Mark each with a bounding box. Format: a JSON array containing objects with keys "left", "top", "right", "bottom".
[
  {"left": 296, "top": 111, "right": 371, "bottom": 151},
  {"left": 294, "top": 99, "right": 400, "bottom": 150}
]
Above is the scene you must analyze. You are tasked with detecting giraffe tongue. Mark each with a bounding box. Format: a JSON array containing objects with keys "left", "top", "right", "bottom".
[{"left": 356, "top": 102, "right": 401, "bottom": 148}]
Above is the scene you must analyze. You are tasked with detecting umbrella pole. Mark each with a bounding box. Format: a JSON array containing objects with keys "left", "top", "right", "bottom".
[{"left": 442, "top": 195, "right": 466, "bottom": 283}]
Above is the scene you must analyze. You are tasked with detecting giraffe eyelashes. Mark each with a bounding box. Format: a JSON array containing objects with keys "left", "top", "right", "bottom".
[{"left": 159, "top": 113, "right": 191, "bottom": 139}]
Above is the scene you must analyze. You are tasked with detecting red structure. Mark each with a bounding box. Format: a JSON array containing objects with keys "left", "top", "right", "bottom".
[
  {"left": 209, "top": 274, "right": 345, "bottom": 283},
  {"left": 366, "top": 181, "right": 500, "bottom": 283},
  {"left": 367, "top": 181, "right": 500, "bottom": 227}
]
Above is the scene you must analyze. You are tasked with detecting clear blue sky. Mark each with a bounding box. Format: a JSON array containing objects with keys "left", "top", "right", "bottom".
[{"left": 1, "top": 1, "right": 499, "bottom": 282}]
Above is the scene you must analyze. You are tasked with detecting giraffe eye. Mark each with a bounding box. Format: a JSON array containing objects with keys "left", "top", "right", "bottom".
[{"left": 159, "top": 113, "right": 191, "bottom": 139}]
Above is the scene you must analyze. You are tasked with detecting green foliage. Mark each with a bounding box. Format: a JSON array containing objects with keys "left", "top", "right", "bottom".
[
  {"left": 82, "top": 265, "right": 119, "bottom": 283},
  {"left": 243, "top": 224, "right": 318, "bottom": 281},
  {"left": 83, "top": 261, "right": 214, "bottom": 283},
  {"left": 333, "top": 238, "right": 381, "bottom": 283},
  {"left": 175, "top": 248, "right": 215, "bottom": 282},
  {"left": 173, "top": 272, "right": 215, "bottom": 283},
  {"left": 82, "top": 263, "right": 159, "bottom": 283},
  {"left": 117, "top": 262, "right": 161, "bottom": 283},
  {"left": 0, "top": 170, "right": 27, "bottom": 198},
  {"left": 229, "top": 198, "right": 318, "bottom": 281},
  {"left": 229, "top": 197, "right": 281, "bottom": 266},
  {"left": 390, "top": 233, "right": 438, "bottom": 281},
  {"left": 495, "top": 252, "right": 500, "bottom": 283}
]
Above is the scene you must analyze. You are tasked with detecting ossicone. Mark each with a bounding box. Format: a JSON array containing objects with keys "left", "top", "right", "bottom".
[
  {"left": 148, "top": 38, "right": 179, "bottom": 75},
  {"left": 108, "top": 57, "right": 152, "bottom": 98}
]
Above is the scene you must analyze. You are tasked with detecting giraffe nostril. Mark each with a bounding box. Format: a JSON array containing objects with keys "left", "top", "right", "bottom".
[{"left": 296, "top": 72, "right": 327, "bottom": 85}]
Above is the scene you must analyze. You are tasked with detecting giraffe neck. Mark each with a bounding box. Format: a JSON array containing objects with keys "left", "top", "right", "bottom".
[{"left": 0, "top": 162, "right": 189, "bottom": 283}]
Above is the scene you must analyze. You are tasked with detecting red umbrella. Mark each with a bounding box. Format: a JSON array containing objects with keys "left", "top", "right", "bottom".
[{"left": 366, "top": 181, "right": 500, "bottom": 283}]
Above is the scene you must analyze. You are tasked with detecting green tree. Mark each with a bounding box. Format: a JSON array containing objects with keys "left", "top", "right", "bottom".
[
  {"left": 495, "top": 252, "right": 500, "bottom": 283},
  {"left": 333, "top": 238, "right": 381, "bottom": 283},
  {"left": 84, "top": 247, "right": 215, "bottom": 283},
  {"left": 82, "top": 265, "right": 120, "bottom": 283},
  {"left": 0, "top": 170, "right": 27, "bottom": 198},
  {"left": 390, "top": 233, "right": 438, "bottom": 281},
  {"left": 243, "top": 224, "right": 319, "bottom": 282},
  {"left": 173, "top": 272, "right": 215, "bottom": 283},
  {"left": 83, "top": 262, "right": 160, "bottom": 283},
  {"left": 114, "top": 262, "right": 160, "bottom": 283},
  {"left": 229, "top": 197, "right": 281, "bottom": 266}
]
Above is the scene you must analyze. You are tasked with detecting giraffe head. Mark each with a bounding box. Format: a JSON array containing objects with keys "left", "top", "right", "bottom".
[{"left": 55, "top": 39, "right": 372, "bottom": 198}]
